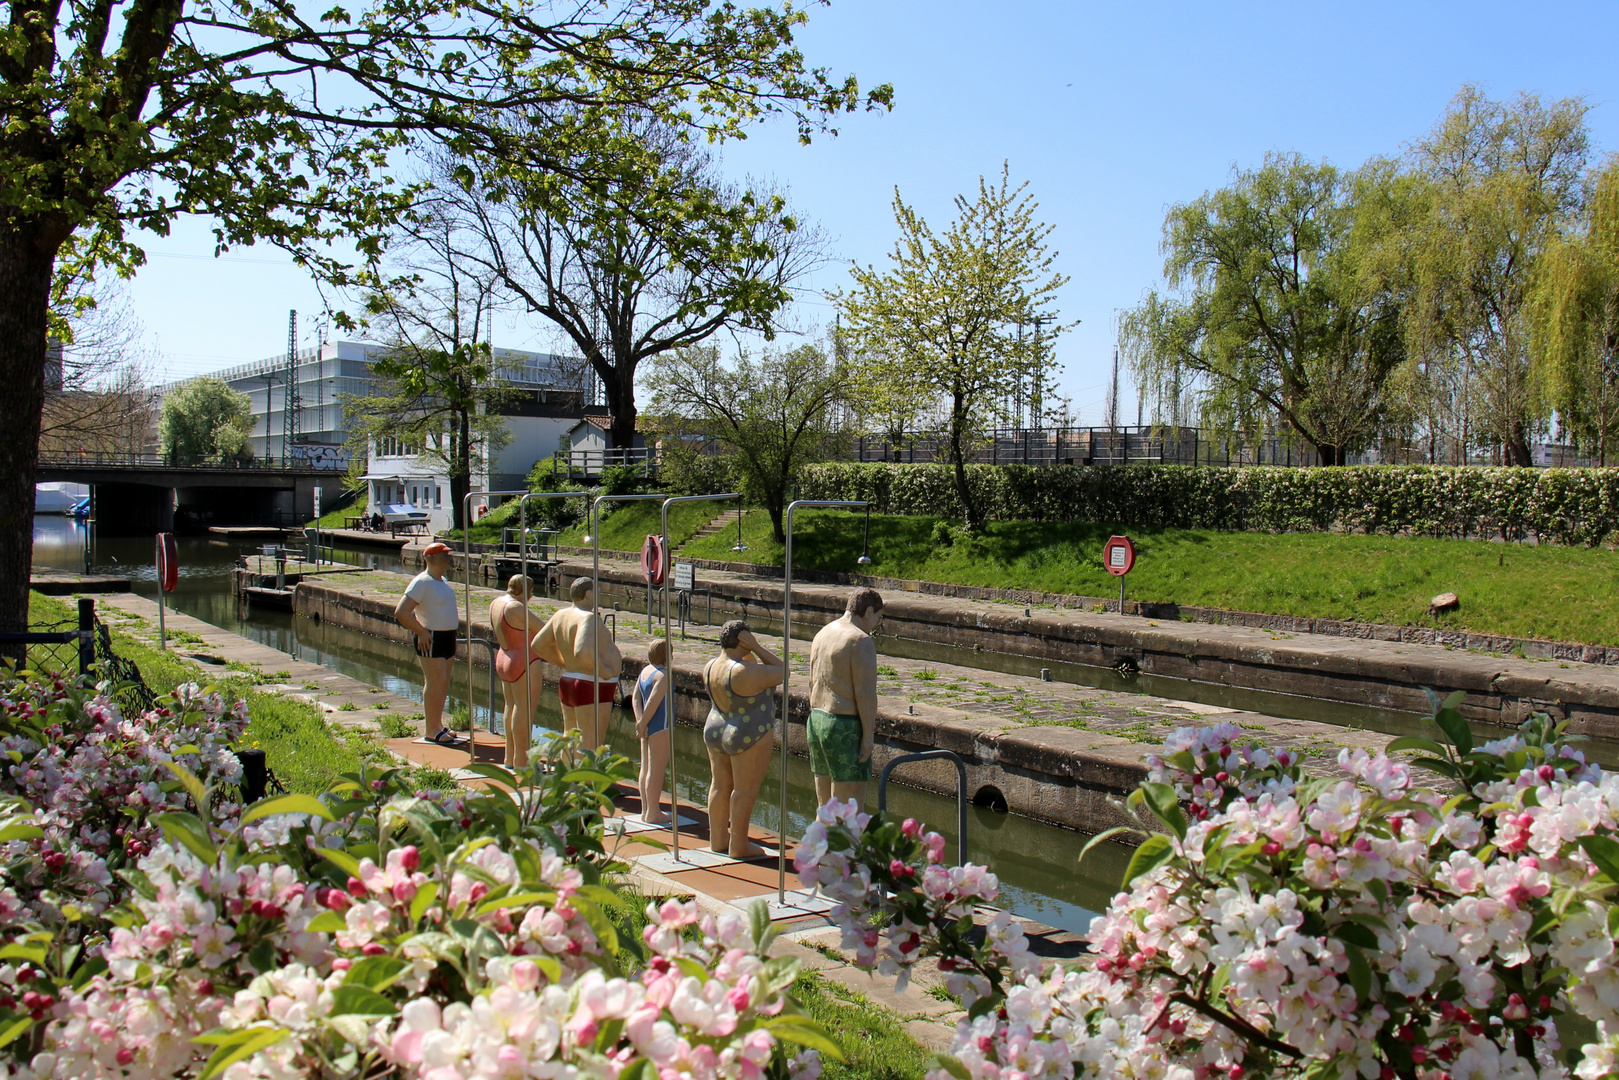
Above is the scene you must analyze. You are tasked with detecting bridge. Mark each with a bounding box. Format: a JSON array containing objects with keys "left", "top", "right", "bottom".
[{"left": 36, "top": 453, "right": 353, "bottom": 533}]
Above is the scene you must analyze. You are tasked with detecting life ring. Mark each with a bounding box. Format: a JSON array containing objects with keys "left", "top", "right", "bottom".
[
  {"left": 156, "top": 532, "right": 179, "bottom": 593},
  {"left": 641, "top": 534, "right": 667, "bottom": 586}
]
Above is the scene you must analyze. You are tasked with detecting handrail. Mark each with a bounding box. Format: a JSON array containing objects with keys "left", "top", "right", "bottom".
[
  {"left": 876, "top": 749, "right": 969, "bottom": 866},
  {"left": 37, "top": 451, "right": 348, "bottom": 472}
]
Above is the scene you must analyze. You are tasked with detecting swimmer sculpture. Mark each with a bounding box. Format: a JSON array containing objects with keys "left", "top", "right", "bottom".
[
  {"left": 531, "top": 576, "right": 621, "bottom": 752},
  {"left": 806, "top": 587, "right": 883, "bottom": 806}
]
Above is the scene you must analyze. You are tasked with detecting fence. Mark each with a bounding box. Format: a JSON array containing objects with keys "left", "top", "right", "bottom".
[
  {"left": 850, "top": 426, "right": 1334, "bottom": 468},
  {"left": 38, "top": 451, "right": 348, "bottom": 471},
  {"left": 551, "top": 447, "right": 660, "bottom": 481},
  {"left": 1, "top": 598, "right": 159, "bottom": 713}
]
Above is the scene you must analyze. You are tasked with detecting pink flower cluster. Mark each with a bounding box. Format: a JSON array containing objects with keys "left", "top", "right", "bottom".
[
  {"left": 797, "top": 719, "right": 1619, "bottom": 1080},
  {"left": 0, "top": 679, "right": 246, "bottom": 923}
]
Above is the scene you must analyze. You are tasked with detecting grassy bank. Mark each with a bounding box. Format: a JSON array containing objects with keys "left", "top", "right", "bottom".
[
  {"left": 306, "top": 491, "right": 366, "bottom": 530},
  {"left": 444, "top": 497, "right": 723, "bottom": 551},
  {"left": 26, "top": 591, "right": 435, "bottom": 794},
  {"left": 676, "top": 509, "right": 1619, "bottom": 648}
]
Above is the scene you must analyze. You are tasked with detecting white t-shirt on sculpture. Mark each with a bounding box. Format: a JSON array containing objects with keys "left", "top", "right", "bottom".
[{"left": 405, "top": 572, "right": 460, "bottom": 631}]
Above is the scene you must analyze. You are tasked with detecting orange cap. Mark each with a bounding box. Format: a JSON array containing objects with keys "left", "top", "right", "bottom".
[{"left": 423, "top": 542, "right": 453, "bottom": 557}]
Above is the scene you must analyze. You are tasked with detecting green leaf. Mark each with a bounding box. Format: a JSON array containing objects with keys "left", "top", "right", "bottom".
[
  {"left": 930, "top": 1053, "right": 973, "bottom": 1080},
  {"left": 1581, "top": 835, "right": 1619, "bottom": 882},
  {"left": 475, "top": 890, "right": 555, "bottom": 916},
  {"left": 1333, "top": 923, "right": 1378, "bottom": 950},
  {"left": 1434, "top": 709, "right": 1473, "bottom": 756},
  {"left": 316, "top": 848, "right": 362, "bottom": 877},
  {"left": 410, "top": 880, "right": 440, "bottom": 924},
  {"left": 345, "top": 956, "right": 410, "bottom": 991},
  {"left": 457, "top": 763, "right": 521, "bottom": 789},
  {"left": 0, "top": 823, "right": 43, "bottom": 843},
  {"left": 1139, "top": 782, "right": 1187, "bottom": 839},
  {"left": 0, "top": 944, "right": 47, "bottom": 964},
  {"left": 570, "top": 895, "right": 619, "bottom": 958},
  {"left": 164, "top": 760, "right": 211, "bottom": 816},
  {"left": 1384, "top": 736, "right": 1449, "bottom": 757},
  {"left": 1207, "top": 964, "right": 1231, "bottom": 1001},
  {"left": 764, "top": 1016, "right": 846, "bottom": 1061},
  {"left": 240, "top": 794, "right": 333, "bottom": 825},
  {"left": 0, "top": 1016, "right": 33, "bottom": 1050},
  {"left": 154, "top": 812, "right": 217, "bottom": 864},
  {"left": 1078, "top": 826, "right": 1136, "bottom": 867},
  {"left": 1122, "top": 834, "right": 1175, "bottom": 888},
  {"left": 197, "top": 1026, "right": 289, "bottom": 1080},
  {"left": 1344, "top": 943, "right": 1373, "bottom": 1003},
  {"left": 329, "top": 985, "right": 397, "bottom": 1016},
  {"left": 305, "top": 910, "right": 346, "bottom": 933}
]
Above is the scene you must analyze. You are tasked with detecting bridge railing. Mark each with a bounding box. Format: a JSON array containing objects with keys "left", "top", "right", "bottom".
[{"left": 37, "top": 451, "right": 349, "bottom": 471}]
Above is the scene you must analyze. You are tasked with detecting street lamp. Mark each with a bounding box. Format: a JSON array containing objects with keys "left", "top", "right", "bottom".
[
  {"left": 659, "top": 493, "right": 742, "bottom": 860},
  {"left": 777, "top": 499, "right": 870, "bottom": 903}
]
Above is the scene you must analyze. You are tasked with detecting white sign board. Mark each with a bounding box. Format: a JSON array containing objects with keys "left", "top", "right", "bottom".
[
  {"left": 673, "top": 562, "right": 694, "bottom": 592},
  {"left": 313, "top": 486, "right": 322, "bottom": 519},
  {"left": 1109, "top": 545, "right": 1127, "bottom": 569}
]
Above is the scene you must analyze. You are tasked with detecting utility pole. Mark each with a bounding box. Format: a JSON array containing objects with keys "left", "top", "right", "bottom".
[
  {"left": 1030, "top": 315, "right": 1053, "bottom": 430},
  {"left": 259, "top": 371, "right": 279, "bottom": 460},
  {"left": 1106, "top": 347, "right": 1121, "bottom": 433}
]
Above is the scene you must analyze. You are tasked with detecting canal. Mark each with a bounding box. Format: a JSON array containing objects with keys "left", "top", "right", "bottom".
[{"left": 32, "top": 518, "right": 1131, "bottom": 933}]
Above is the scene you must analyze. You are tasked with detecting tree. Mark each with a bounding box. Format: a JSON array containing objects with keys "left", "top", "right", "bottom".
[
  {"left": 0, "top": 0, "right": 889, "bottom": 643},
  {"left": 1397, "top": 86, "right": 1589, "bottom": 465},
  {"left": 1120, "top": 153, "right": 1405, "bottom": 465},
  {"left": 832, "top": 165, "right": 1068, "bottom": 530},
  {"left": 159, "top": 378, "right": 254, "bottom": 464},
  {"left": 1529, "top": 157, "right": 1619, "bottom": 464},
  {"left": 39, "top": 281, "right": 158, "bottom": 456},
  {"left": 647, "top": 342, "right": 847, "bottom": 542},
  {"left": 448, "top": 126, "right": 830, "bottom": 449},
  {"left": 343, "top": 212, "right": 512, "bottom": 531}
]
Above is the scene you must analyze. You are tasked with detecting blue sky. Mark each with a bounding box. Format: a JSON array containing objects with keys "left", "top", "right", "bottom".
[{"left": 131, "top": 0, "right": 1619, "bottom": 422}]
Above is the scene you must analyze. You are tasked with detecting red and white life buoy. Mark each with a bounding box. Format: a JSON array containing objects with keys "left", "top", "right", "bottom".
[
  {"left": 155, "top": 532, "right": 179, "bottom": 593},
  {"left": 641, "top": 534, "right": 667, "bottom": 586}
]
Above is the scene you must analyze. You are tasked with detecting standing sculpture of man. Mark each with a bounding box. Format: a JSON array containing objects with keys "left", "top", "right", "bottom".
[
  {"left": 806, "top": 587, "right": 883, "bottom": 806},
  {"left": 532, "top": 576, "right": 622, "bottom": 752},
  {"left": 394, "top": 542, "right": 464, "bottom": 747}
]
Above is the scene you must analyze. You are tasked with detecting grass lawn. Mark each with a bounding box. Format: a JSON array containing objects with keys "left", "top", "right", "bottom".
[
  {"left": 442, "top": 493, "right": 728, "bottom": 549},
  {"left": 26, "top": 591, "right": 442, "bottom": 794},
  {"left": 677, "top": 508, "right": 1619, "bottom": 647},
  {"left": 306, "top": 491, "right": 366, "bottom": 530}
]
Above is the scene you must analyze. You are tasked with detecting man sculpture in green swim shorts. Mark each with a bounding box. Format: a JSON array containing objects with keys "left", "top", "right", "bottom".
[{"left": 807, "top": 587, "right": 884, "bottom": 806}]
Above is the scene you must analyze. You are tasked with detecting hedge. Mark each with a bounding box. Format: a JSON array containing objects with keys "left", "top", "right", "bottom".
[{"left": 796, "top": 462, "right": 1619, "bottom": 545}]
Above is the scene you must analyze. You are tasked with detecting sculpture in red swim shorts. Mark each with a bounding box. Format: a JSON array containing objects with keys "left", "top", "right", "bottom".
[{"left": 531, "top": 575, "right": 622, "bottom": 754}]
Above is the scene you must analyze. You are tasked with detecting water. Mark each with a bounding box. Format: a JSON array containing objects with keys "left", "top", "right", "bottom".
[{"left": 32, "top": 519, "right": 1122, "bottom": 932}]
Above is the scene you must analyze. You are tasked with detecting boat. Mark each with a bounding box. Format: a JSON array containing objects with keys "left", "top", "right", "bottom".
[{"left": 35, "top": 482, "right": 89, "bottom": 515}]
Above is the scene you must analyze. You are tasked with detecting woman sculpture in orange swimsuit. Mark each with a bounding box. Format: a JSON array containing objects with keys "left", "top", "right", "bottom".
[{"left": 489, "top": 575, "right": 544, "bottom": 768}]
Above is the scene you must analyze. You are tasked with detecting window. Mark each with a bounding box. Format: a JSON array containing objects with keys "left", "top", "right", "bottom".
[{"left": 434, "top": 486, "right": 442, "bottom": 508}]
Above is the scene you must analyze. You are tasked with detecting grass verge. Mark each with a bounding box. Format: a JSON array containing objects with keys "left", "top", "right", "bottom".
[
  {"left": 26, "top": 591, "right": 453, "bottom": 794},
  {"left": 791, "top": 972, "right": 935, "bottom": 1080},
  {"left": 677, "top": 508, "right": 1619, "bottom": 647},
  {"left": 306, "top": 491, "right": 366, "bottom": 530}
]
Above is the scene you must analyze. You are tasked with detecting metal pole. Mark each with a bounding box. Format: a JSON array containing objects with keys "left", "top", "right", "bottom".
[
  {"left": 660, "top": 494, "right": 742, "bottom": 861},
  {"left": 463, "top": 490, "right": 527, "bottom": 764},
  {"left": 778, "top": 499, "right": 869, "bottom": 904},
  {"left": 589, "top": 493, "right": 668, "bottom": 757}
]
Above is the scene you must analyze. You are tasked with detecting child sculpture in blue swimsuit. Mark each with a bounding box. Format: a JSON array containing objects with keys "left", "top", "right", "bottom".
[{"left": 632, "top": 638, "right": 672, "bottom": 825}]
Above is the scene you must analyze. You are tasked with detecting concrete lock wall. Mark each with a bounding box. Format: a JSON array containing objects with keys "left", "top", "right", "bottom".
[{"left": 290, "top": 578, "right": 1148, "bottom": 836}]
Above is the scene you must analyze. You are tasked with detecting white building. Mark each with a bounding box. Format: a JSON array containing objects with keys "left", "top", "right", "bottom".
[{"left": 159, "top": 340, "right": 604, "bottom": 531}]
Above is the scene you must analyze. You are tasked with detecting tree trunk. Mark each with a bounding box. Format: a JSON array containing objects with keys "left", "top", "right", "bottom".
[
  {"left": 1505, "top": 421, "right": 1533, "bottom": 467},
  {"left": 452, "top": 409, "right": 472, "bottom": 532},
  {"left": 0, "top": 225, "right": 56, "bottom": 650},
  {"left": 1314, "top": 443, "right": 1344, "bottom": 466},
  {"left": 604, "top": 360, "right": 639, "bottom": 451},
  {"left": 948, "top": 393, "right": 980, "bottom": 530},
  {"left": 768, "top": 503, "right": 785, "bottom": 545}
]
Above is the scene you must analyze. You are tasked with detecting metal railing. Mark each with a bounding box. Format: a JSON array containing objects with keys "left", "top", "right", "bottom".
[
  {"left": 552, "top": 447, "right": 659, "bottom": 480},
  {"left": 0, "top": 598, "right": 96, "bottom": 675},
  {"left": 38, "top": 451, "right": 348, "bottom": 471},
  {"left": 877, "top": 749, "right": 969, "bottom": 866}
]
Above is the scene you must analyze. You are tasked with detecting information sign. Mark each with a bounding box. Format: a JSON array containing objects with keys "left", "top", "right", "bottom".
[
  {"left": 673, "top": 561, "right": 694, "bottom": 592},
  {"left": 1102, "top": 535, "right": 1136, "bottom": 577}
]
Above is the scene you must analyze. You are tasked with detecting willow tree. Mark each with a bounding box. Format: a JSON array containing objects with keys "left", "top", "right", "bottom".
[
  {"left": 1120, "top": 153, "right": 1405, "bottom": 465},
  {"left": 1398, "top": 86, "right": 1589, "bottom": 466},
  {"left": 831, "top": 164, "right": 1069, "bottom": 530},
  {"left": 0, "top": 0, "right": 889, "bottom": 642},
  {"left": 1528, "top": 158, "right": 1619, "bottom": 464}
]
